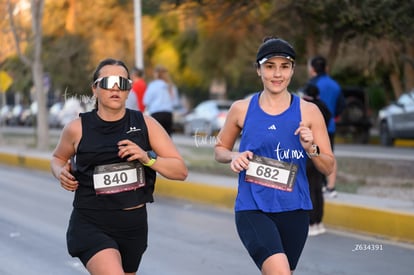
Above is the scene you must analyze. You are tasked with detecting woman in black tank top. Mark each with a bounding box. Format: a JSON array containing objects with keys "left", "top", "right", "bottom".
[{"left": 51, "top": 58, "right": 188, "bottom": 275}]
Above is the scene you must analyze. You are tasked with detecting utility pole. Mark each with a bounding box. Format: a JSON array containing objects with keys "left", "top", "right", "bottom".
[{"left": 134, "top": 0, "right": 143, "bottom": 69}]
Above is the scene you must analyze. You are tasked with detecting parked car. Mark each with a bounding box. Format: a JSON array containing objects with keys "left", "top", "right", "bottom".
[
  {"left": 8, "top": 104, "right": 25, "bottom": 126},
  {"left": 48, "top": 101, "right": 64, "bottom": 128},
  {"left": 0, "top": 105, "right": 12, "bottom": 125},
  {"left": 183, "top": 99, "right": 233, "bottom": 136},
  {"left": 335, "top": 87, "right": 372, "bottom": 144},
  {"left": 172, "top": 102, "right": 189, "bottom": 134},
  {"left": 20, "top": 101, "right": 38, "bottom": 126},
  {"left": 378, "top": 89, "right": 414, "bottom": 146}
]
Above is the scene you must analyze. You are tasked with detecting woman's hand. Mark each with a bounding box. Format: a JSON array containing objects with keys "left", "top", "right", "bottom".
[
  {"left": 59, "top": 160, "right": 78, "bottom": 191},
  {"left": 230, "top": 151, "right": 253, "bottom": 173},
  {"left": 117, "top": 139, "right": 147, "bottom": 163},
  {"left": 294, "top": 121, "right": 314, "bottom": 152}
]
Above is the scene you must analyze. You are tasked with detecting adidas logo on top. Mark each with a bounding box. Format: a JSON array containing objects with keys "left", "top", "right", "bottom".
[{"left": 268, "top": 124, "right": 277, "bottom": 130}]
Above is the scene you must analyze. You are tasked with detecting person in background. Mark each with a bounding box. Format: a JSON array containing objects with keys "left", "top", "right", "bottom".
[
  {"left": 50, "top": 58, "right": 187, "bottom": 275},
  {"left": 215, "top": 37, "right": 334, "bottom": 274},
  {"left": 125, "top": 67, "right": 146, "bottom": 112},
  {"left": 143, "top": 65, "right": 179, "bottom": 135},
  {"left": 125, "top": 87, "right": 139, "bottom": 111},
  {"left": 301, "top": 83, "right": 332, "bottom": 236},
  {"left": 308, "top": 55, "right": 344, "bottom": 198}
]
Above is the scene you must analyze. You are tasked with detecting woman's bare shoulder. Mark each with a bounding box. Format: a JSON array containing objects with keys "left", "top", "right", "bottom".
[
  {"left": 299, "top": 98, "right": 319, "bottom": 113},
  {"left": 230, "top": 97, "right": 251, "bottom": 113},
  {"left": 61, "top": 117, "right": 82, "bottom": 139}
]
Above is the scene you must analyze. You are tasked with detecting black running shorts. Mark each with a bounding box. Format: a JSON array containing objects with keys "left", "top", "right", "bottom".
[{"left": 66, "top": 206, "right": 148, "bottom": 273}]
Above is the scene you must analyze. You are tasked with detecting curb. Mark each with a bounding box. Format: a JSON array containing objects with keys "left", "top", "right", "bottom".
[
  {"left": 1, "top": 151, "right": 414, "bottom": 243},
  {"left": 323, "top": 200, "right": 414, "bottom": 243}
]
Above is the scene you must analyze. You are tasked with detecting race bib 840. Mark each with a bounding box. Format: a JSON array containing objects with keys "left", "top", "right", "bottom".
[{"left": 93, "top": 162, "right": 145, "bottom": 195}]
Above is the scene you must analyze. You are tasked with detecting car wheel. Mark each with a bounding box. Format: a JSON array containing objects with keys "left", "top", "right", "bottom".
[{"left": 379, "top": 121, "right": 394, "bottom": 146}]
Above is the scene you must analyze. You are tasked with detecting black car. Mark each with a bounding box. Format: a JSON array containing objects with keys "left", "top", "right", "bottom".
[{"left": 335, "top": 87, "right": 372, "bottom": 144}]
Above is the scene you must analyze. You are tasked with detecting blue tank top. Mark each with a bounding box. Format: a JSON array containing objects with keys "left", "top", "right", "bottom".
[
  {"left": 71, "top": 109, "right": 156, "bottom": 210},
  {"left": 236, "top": 92, "right": 312, "bottom": 212}
]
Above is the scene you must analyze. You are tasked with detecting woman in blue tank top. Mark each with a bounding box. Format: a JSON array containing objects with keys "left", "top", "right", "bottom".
[
  {"left": 51, "top": 58, "right": 188, "bottom": 275},
  {"left": 215, "top": 37, "right": 335, "bottom": 274}
]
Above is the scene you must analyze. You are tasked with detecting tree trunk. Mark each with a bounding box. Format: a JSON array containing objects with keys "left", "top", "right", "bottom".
[
  {"left": 403, "top": 41, "right": 414, "bottom": 91},
  {"left": 305, "top": 32, "right": 317, "bottom": 59},
  {"left": 389, "top": 71, "right": 403, "bottom": 99},
  {"left": 31, "top": 0, "right": 49, "bottom": 150},
  {"left": 327, "top": 31, "right": 344, "bottom": 71}
]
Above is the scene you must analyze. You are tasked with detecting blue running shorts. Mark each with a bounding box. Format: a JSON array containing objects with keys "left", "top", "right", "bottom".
[{"left": 235, "top": 209, "right": 309, "bottom": 271}]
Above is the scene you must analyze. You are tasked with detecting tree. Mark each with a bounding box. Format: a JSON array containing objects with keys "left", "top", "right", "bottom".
[
  {"left": 7, "top": 0, "right": 48, "bottom": 150},
  {"left": 289, "top": 0, "right": 414, "bottom": 99},
  {"left": 3, "top": 0, "right": 414, "bottom": 115},
  {"left": 148, "top": 0, "right": 268, "bottom": 100}
]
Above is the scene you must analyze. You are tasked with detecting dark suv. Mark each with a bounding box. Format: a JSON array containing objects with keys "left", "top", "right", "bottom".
[{"left": 335, "top": 87, "right": 372, "bottom": 144}]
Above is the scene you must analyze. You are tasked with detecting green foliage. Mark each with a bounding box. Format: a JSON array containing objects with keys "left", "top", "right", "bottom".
[
  {"left": 151, "top": 41, "right": 180, "bottom": 71},
  {"left": 366, "top": 86, "right": 386, "bottom": 112},
  {"left": 42, "top": 33, "right": 92, "bottom": 98},
  {"left": 1, "top": 56, "right": 32, "bottom": 99},
  {"left": 2, "top": 0, "right": 414, "bottom": 110}
]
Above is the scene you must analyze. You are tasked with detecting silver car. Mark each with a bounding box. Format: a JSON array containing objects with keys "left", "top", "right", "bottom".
[
  {"left": 184, "top": 99, "right": 233, "bottom": 136},
  {"left": 0, "top": 105, "right": 12, "bottom": 125},
  {"left": 378, "top": 90, "right": 414, "bottom": 146}
]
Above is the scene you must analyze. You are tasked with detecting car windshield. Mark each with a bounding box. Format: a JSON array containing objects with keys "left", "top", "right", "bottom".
[{"left": 397, "top": 92, "right": 414, "bottom": 106}]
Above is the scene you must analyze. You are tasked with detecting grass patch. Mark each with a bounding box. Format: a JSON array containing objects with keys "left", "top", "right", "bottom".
[
  {"left": 335, "top": 181, "right": 362, "bottom": 194},
  {"left": 177, "top": 144, "right": 235, "bottom": 177}
]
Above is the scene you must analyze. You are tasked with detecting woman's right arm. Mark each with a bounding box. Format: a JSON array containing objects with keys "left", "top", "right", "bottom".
[
  {"left": 50, "top": 119, "right": 80, "bottom": 191},
  {"left": 214, "top": 100, "right": 252, "bottom": 173}
]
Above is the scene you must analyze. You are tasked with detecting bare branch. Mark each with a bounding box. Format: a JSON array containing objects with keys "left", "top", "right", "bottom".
[{"left": 6, "top": 0, "right": 31, "bottom": 66}]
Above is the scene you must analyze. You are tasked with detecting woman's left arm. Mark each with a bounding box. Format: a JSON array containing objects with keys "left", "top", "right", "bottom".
[
  {"left": 296, "top": 100, "right": 335, "bottom": 176},
  {"left": 118, "top": 115, "right": 188, "bottom": 180},
  {"left": 144, "top": 115, "right": 188, "bottom": 180}
]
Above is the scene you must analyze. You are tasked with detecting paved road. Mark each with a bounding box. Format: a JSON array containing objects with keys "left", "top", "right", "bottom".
[{"left": 1, "top": 164, "right": 413, "bottom": 275}]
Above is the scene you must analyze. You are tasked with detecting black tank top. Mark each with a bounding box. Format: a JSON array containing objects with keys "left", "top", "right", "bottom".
[{"left": 71, "top": 109, "right": 156, "bottom": 209}]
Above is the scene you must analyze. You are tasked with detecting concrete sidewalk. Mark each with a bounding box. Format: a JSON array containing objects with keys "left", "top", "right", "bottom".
[{"left": 1, "top": 145, "right": 413, "bottom": 244}]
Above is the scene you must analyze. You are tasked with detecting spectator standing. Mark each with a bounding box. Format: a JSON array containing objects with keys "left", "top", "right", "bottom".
[
  {"left": 308, "top": 56, "right": 344, "bottom": 198},
  {"left": 215, "top": 37, "right": 334, "bottom": 274},
  {"left": 125, "top": 88, "right": 139, "bottom": 111},
  {"left": 302, "top": 83, "right": 332, "bottom": 236},
  {"left": 143, "top": 65, "right": 179, "bottom": 135}
]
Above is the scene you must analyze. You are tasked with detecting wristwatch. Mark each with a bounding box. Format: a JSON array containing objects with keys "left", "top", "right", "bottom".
[
  {"left": 143, "top": 150, "right": 157, "bottom": 167},
  {"left": 306, "top": 144, "right": 320, "bottom": 158}
]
